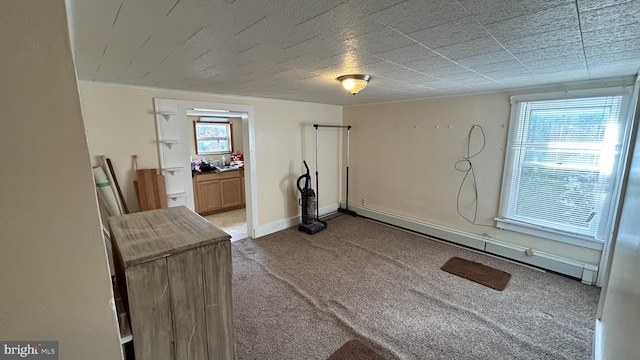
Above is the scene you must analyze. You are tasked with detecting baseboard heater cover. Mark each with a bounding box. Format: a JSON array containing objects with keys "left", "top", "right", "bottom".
[{"left": 347, "top": 204, "right": 598, "bottom": 285}]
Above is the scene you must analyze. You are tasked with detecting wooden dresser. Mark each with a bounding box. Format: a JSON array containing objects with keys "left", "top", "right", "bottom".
[{"left": 109, "top": 206, "right": 235, "bottom": 360}]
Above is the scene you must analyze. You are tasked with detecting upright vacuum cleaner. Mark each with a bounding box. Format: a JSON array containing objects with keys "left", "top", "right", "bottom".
[{"left": 297, "top": 160, "right": 327, "bottom": 234}]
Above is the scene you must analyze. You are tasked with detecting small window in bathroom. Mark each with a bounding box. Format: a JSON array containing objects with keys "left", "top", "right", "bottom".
[{"left": 194, "top": 119, "right": 233, "bottom": 155}]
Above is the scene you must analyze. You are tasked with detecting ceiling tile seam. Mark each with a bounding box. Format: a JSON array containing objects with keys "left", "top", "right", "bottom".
[
  {"left": 270, "top": 68, "right": 293, "bottom": 76},
  {"left": 372, "top": 74, "right": 449, "bottom": 92},
  {"left": 165, "top": 0, "right": 181, "bottom": 17},
  {"left": 366, "top": 0, "right": 408, "bottom": 16},
  {"left": 234, "top": 15, "right": 266, "bottom": 36},
  {"left": 366, "top": 42, "right": 426, "bottom": 59},
  {"left": 276, "top": 55, "right": 302, "bottom": 65},
  {"left": 194, "top": 49, "right": 211, "bottom": 60},
  {"left": 463, "top": 1, "right": 572, "bottom": 26},
  {"left": 454, "top": 0, "right": 539, "bottom": 78},
  {"left": 237, "top": 60, "right": 256, "bottom": 69},
  {"left": 158, "top": 54, "right": 171, "bottom": 64},
  {"left": 361, "top": 13, "right": 505, "bottom": 84},
  {"left": 183, "top": 26, "right": 204, "bottom": 44},
  {"left": 284, "top": 35, "right": 320, "bottom": 50},
  {"left": 140, "top": 35, "right": 152, "bottom": 49},
  {"left": 293, "top": 2, "right": 346, "bottom": 27},
  {"left": 274, "top": 65, "right": 325, "bottom": 79},
  {"left": 368, "top": 55, "right": 473, "bottom": 89},
  {"left": 574, "top": 0, "right": 593, "bottom": 79},
  {"left": 235, "top": 43, "right": 260, "bottom": 56},
  {"left": 325, "top": 27, "right": 389, "bottom": 57},
  {"left": 112, "top": 3, "right": 123, "bottom": 27},
  {"left": 364, "top": 84, "right": 417, "bottom": 94},
  {"left": 369, "top": 55, "right": 437, "bottom": 79},
  {"left": 383, "top": 25, "right": 505, "bottom": 85},
  {"left": 580, "top": 0, "right": 638, "bottom": 15}
]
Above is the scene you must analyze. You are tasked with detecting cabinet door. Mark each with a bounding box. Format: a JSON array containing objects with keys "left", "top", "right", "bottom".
[
  {"left": 168, "top": 248, "right": 207, "bottom": 360},
  {"left": 197, "top": 179, "right": 222, "bottom": 213},
  {"left": 203, "top": 241, "right": 235, "bottom": 360},
  {"left": 241, "top": 173, "right": 245, "bottom": 205},
  {"left": 220, "top": 178, "right": 242, "bottom": 207},
  {"left": 126, "top": 259, "right": 174, "bottom": 360}
]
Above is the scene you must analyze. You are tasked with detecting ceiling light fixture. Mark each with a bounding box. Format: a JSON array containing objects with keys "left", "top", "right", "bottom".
[{"left": 337, "top": 74, "right": 371, "bottom": 95}]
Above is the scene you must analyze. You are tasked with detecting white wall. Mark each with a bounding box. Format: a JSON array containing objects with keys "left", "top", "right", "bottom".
[
  {"left": 0, "top": 1, "right": 122, "bottom": 359},
  {"left": 344, "top": 93, "right": 601, "bottom": 265},
  {"left": 596, "top": 80, "right": 640, "bottom": 360},
  {"left": 79, "top": 83, "right": 342, "bottom": 226}
]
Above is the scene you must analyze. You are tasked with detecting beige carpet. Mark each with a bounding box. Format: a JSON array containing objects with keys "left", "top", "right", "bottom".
[{"left": 232, "top": 215, "right": 600, "bottom": 360}]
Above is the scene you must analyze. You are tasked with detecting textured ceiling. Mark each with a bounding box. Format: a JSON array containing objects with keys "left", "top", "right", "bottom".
[{"left": 70, "top": 0, "right": 640, "bottom": 106}]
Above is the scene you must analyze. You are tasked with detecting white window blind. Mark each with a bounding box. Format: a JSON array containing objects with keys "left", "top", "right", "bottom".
[{"left": 498, "top": 92, "right": 631, "bottom": 248}]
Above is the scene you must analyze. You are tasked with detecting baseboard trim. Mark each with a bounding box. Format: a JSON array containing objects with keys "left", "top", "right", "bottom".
[
  {"left": 347, "top": 204, "right": 599, "bottom": 284},
  {"left": 254, "top": 203, "right": 339, "bottom": 238},
  {"left": 594, "top": 319, "right": 602, "bottom": 360}
]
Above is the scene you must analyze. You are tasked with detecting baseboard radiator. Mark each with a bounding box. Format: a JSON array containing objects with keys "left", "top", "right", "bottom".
[
  {"left": 346, "top": 204, "right": 598, "bottom": 285},
  {"left": 254, "top": 203, "right": 598, "bottom": 285}
]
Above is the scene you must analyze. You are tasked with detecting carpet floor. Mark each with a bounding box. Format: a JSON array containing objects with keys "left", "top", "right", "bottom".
[{"left": 232, "top": 215, "right": 600, "bottom": 360}]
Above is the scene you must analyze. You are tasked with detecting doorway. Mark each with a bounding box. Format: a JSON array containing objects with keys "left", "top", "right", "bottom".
[{"left": 154, "top": 98, "right": 257, "bottom": 239}]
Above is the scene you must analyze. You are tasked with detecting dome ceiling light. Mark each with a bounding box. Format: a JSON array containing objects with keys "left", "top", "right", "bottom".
[{"left": 337, "top": 74, "right": 371, "bottom": 95}]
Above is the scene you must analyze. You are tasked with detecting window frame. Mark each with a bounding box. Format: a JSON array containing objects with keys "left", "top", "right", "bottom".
[
  {"left": 194, "top": 118, "right": 233, "bottom": 155},
  {"left": 497, "top": 87, "right": 634, "bottom": 250}
]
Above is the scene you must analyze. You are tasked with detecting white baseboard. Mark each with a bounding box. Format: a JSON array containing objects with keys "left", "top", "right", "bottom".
[
  {"left": 347, "top": 204, "right": 599, "bottom": 284},
  {"left": 254, "top": 203, "right": 339, "bottom": 238},
  {"left": 594, "top": 320, "right": 602, "bottom": 360}
]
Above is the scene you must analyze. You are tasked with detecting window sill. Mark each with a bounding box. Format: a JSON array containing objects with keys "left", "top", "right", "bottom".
[{"left": 496, "top": 218, "right": 604, "bottom": 251}]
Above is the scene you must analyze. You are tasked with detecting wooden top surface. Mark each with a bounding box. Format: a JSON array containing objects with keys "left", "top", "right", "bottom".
[{"left": 108, "top": 206, "right": 230, "bottom": 266}]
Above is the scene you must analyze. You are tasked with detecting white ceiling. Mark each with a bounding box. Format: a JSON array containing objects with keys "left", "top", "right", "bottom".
[{"left": 70, "top": 0, "right": 640, "bottom": 106}]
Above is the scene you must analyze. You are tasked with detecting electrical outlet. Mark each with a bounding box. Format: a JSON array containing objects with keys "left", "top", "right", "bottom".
[{"left": 360, "top": 198, "right": 365, "bottom": 206}]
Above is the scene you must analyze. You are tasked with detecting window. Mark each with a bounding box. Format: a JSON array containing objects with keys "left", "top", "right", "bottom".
[
  {"left": 498, "top": 89, "right": 632, "bottom": 249},
  {"left": 194, "top": 119, "right": 233, "bottom": 155}
]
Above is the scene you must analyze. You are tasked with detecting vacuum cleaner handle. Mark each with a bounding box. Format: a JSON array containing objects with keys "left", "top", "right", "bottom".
[
  {"left": 297, "top": 160, "right": 311, "bottom": 192},
  {"left": 297, "top": 174, "right": 308, "bottom": 192}
]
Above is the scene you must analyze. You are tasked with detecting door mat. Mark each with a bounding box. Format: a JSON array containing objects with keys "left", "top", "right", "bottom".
[
  {"left": 441, "top": 257, "right": 511, "bottom": 291},
  {"left": 327, "top": 339, "right": 385, "bottom": 360}
]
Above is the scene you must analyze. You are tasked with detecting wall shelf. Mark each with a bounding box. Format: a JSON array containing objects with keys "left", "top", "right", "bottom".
[
  {"left": 161, "top": 167, "right": 183, "bottom": 176},
  {"left": 167, "top": 192, "right": 187, "bottom": 201},
  {"left": 157, "top": 111, "right": 179, "bottom": 121},
  {"left": 158, "top": 140, "right": 180, "bottom": 149}
]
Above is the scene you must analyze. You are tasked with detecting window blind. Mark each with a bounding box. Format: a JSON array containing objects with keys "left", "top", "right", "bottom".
[{"left": 499, "top": 95, "right": 627, "bottom": 242}]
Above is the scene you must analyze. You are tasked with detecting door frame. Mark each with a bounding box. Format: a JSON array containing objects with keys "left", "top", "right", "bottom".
[{"left": 156, "top": 98, "right": 257, "bottom": 238}]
